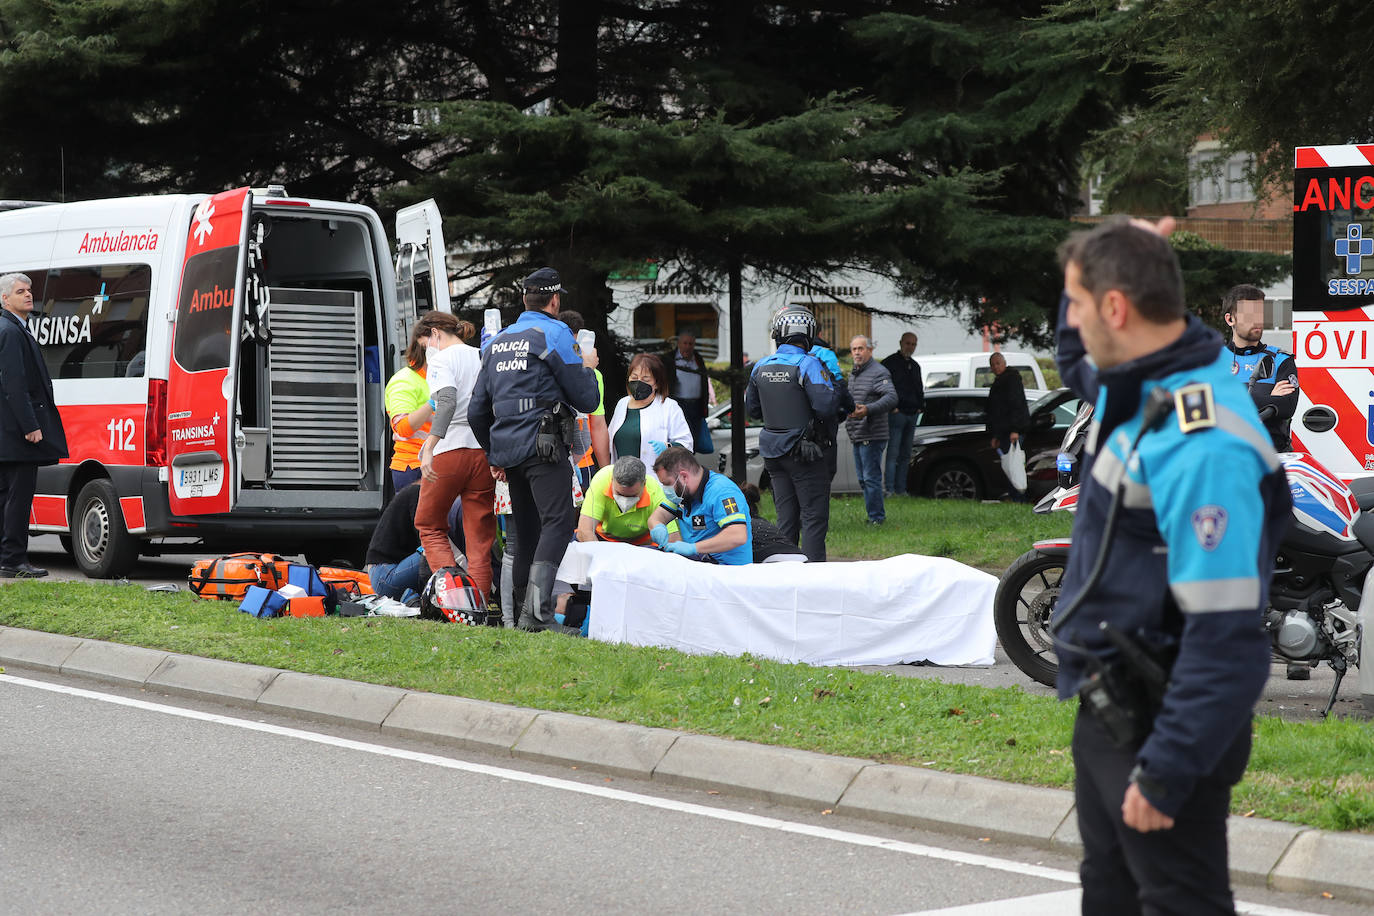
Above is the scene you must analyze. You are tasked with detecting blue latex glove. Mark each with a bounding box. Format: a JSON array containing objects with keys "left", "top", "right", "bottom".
[
  {"left": 649, "top": 524, "right": 670, "bottom": 548},
  {"left": 648, "top": 439, "right": 667, "bottom": 456},
  {"left": 664, "top": 540, "right": 696, "bottom": 557}
]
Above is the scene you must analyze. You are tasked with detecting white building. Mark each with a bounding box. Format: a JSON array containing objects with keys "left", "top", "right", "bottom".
[{"left": 605, "top": 265, "right": 1050, "bottom": 364}]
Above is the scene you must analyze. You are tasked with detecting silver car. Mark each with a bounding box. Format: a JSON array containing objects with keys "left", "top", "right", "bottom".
[{"left": 706, "top": 401, "right": 861, "bottom": 493}]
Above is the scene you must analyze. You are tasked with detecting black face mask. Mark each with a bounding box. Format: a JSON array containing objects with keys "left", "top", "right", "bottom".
[{"left": 628, "top": 380, "right": 653, "bottom": 400}]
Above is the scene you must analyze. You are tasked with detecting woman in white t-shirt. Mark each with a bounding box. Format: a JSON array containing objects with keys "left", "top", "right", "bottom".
[
  {"left": 414, "top": 313, "right": 496, "bottom": 604},
  {"left": 607, "top": 353, "right": 693, "bottom": 468}
]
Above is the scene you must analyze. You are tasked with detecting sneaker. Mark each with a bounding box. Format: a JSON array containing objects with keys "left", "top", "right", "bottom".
[
  {"left": 866, "top": 519, "right": 885, "bottom": 526},
  {"left": 0, "top": 563, "right": 48, "bottom": 579}
]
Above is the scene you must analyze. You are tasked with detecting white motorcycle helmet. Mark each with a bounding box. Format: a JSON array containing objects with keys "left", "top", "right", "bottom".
[{"left": 769, "top": 304, "right": 817, "bottom": 347}]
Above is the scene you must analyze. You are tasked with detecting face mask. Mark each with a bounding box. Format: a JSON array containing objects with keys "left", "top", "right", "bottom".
[
  {"left": 613, "top": 493, "right": 639, "bottom": 513},
  {"left": 673, "top": 477, "right": 691, "bottom": 502},
  {"left": 425, "top": 346, "right": 441, "bottom": 363},
  {"left": 628, "top": 380, "right": 653, "bottom": 400}
]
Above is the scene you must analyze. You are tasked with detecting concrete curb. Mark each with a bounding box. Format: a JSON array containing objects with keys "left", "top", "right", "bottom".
[
  {"left": 835, "top": 764, "right": 1075, "bottom": 847},
  {"left": 3, "top": 625, "right": 1372, "bottom": 902}
]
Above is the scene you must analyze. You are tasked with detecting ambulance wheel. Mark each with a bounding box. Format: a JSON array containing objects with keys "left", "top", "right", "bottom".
[
  {"left": 72, "top": 479, "right": 140, "bottom": 579},
  {"left": 993, "top": 550, "right": 1063, "bottom": 688}
]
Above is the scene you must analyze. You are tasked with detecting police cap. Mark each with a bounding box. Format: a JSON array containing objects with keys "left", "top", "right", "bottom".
[{"left": 522, "top": 267, "right": 567, "bottom": 294}]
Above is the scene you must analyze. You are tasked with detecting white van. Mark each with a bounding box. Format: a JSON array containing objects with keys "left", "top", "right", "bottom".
[
  {"left": 919, "top": 351, "right": 1047, "bottom": 392},
  {"left": 0, "top": 186, "right": 453, "bottom": 577}
]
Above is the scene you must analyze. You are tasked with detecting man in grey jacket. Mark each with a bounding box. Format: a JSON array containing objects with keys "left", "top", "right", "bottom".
[{"left": 845, "top": 336, "right": 897, "bottom": 524}]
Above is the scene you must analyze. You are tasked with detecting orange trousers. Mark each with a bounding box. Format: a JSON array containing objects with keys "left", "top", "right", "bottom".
[{"left": 415, "top": 447, "right": 496, "bottom": 599}]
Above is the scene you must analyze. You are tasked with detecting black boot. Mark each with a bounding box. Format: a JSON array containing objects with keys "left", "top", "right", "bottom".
[
  {"left": 501, "top": 553, "right": 519, "bottom": 629},
  {"left": 519, "top": 561, "right": 581, "bottom": 636}
]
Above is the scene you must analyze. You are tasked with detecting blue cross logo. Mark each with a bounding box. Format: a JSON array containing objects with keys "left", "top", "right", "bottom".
[{"left": 1335, "top": 223, "right": 1374, "bottom": 274}]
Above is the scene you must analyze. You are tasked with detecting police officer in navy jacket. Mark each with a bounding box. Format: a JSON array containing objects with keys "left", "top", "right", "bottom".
[
  {"left": 469, "top": 268, "right": 600, "bottom": 633},
  {"left": 745, "top": 305, "right": 836, "bottom": 561},
  {"left": 0, "top": 272, "right": 68, "bottom": 578},
  {"left": 1222, "top": 283, "right": 1298, "bottom": 451},
  {"left": 1055, "top": 221, "right": 1290, "bottom": 914}
]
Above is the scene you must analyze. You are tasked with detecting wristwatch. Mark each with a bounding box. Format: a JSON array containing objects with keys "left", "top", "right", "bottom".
[{"left": 1128, "top": 763, "right": 1168, "bottom": 802}]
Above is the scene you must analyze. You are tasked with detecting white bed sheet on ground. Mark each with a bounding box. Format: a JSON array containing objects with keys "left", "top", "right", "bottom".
[{"left": 555, "top": 542, "right": 996, "bottom": 667}]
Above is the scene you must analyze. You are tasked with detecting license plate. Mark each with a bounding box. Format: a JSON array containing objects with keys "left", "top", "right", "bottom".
[
  {"left": 172, "top": 460, "right": 225, "bottom": 499},
  {"left": 180, "top": 465, "right": 221, "bottom": 487}
]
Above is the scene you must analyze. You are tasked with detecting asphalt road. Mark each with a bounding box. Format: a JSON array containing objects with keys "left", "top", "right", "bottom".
[
  {"left": 27, "top": 534, "right": 1367, "bottom": 723},
  {"left": 0, "top": 671, "right": 1360, "bottom": 916}
]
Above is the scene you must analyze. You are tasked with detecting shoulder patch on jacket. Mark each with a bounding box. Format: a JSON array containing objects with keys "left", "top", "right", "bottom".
[{"left": 1174, "top": 382, "right": 1216, "bottom": 434}]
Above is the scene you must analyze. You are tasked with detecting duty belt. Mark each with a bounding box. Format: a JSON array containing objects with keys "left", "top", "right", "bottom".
[{"left": 494, "top": 397, "right": 560, "bottom": 415}]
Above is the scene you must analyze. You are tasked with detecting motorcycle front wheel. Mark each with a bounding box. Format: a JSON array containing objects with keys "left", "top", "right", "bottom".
[{"left": 994, "top": 550, "right": 1064, "bottom": 688}]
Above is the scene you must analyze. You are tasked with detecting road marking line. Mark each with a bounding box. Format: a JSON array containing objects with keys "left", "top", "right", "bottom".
[
  {"left": 900, "top": 889, "right": 1319, "bottom": 916},
  {"left": 903, "top": 889, "right": 1082, "bottom": 915},
  {"left": 0, "top": 674, "right": 1326, "bottom": 916}
]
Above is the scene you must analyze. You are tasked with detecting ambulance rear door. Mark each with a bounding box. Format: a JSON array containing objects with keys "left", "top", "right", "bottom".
[
  {"left": 394, "top": 199, "right": 452, "bottom": 342},
  {"left": 165, "top": 187, "right": 251, "bottom": 515},
  {"left": 1291, "top": 146, "right": 1374, "bottom": 477}
]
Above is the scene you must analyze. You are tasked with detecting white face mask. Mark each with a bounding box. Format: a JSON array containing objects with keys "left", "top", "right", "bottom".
[
  {"left": 426, "top": 346, "right": 441, "bottom": 363},
  {"left": 613, "top": 493, "right": 639, "bottom": 513}
]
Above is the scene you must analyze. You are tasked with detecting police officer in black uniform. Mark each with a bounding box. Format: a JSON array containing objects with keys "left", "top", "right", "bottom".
[
  {"left": 1055, "top": 220, "right": 1290, "bottom": 914},
  {"left": 469, "top": 268, "right": 600, "bottom": 633},
  {"left": 745, "top": 305, "right": 836, "bottom": 562}
]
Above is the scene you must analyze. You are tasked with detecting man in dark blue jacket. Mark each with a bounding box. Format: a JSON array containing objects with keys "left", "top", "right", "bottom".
[
  {"left": 469, "top": 268, "right": 600, "bottom": 632},
  {"left": 1055, "top": 220, "right": 1289, "bottom": 914},
  {"left": 745, "top": 305, "right": 836, "bottom": 561},
  {"left": 0, "top": 272, "right": 68, "bottom": 578},
  {"left": 1222, "top": 284, "right": 1298, "bottom": 452}
]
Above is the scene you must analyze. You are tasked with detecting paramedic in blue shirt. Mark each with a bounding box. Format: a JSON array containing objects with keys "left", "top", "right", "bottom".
[
  {"left": 1055, "top": 218, "right": 1289, "bottom": 915},
  {"left": 645, "top": 445, "right": 752, "bottom": 565},
  {"left": 1222, "top": 284, "right": 1298, "bottom": 451},
  {"left": 746, "top": 306, "right": 837, "bottom": 561},
  {"left": 469, "top": 267, "right": 600, "bottom": 634}
]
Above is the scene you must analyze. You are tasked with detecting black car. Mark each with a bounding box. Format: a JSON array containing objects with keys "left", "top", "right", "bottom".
[{"left": 906, "top": 388, "right": 1080, "bottom": 500}]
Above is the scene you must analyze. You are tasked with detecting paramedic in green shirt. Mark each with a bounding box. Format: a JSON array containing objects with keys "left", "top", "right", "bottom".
[{"left": 576, "top": 456, "right": 675, "bottom": 545}]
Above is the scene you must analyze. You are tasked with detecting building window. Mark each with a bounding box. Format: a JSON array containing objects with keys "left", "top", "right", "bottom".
[
  {"left": 632, "top": 302, "right": 720, "bottom": 358},
  {"left": 1189, "top": 151, "right": 1256, "bottom": 207},
  {"left": 800, "top": 301, "right": 871, "bottom": 350}
]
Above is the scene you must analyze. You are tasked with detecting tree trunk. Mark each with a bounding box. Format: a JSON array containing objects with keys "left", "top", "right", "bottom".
[
  {"left": 555, "top": 0, "right": 599, "bottom": 109},
  {"left": 547, "top": 257, "right": 626, "bottom": 394},
  {"left": 546, "top": 1, "right": 627, "bottom": 388},
  {"left": 729, "top": 257, "right": 747, "bottom": 482}
]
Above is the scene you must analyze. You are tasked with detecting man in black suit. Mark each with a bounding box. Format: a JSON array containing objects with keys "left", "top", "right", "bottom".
[
  {"left": 0, "top": 272, "right": 69, "bottom": 578},
  {"left": 665, "top": 331, "right": 709, "bottom": 452}
]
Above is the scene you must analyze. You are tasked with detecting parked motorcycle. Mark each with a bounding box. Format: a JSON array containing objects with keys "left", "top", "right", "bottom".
[{"left": 994, "top": 402, "right": 1367, "bottom": 716}]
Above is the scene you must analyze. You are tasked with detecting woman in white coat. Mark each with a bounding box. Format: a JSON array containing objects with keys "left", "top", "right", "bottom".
[{"left": 607, "top": 353, "right": 693, "bottom": 467}]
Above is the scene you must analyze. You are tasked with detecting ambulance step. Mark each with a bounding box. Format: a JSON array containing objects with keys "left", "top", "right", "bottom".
[{"left": 266, "top": 288, "right": 365, "bottom": 484}]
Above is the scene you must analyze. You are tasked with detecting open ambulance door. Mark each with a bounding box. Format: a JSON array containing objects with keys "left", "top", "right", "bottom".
[
  {"left": 394, "top": 199, "right": 453, "bottom": 344},
  {"left": 1291, "top": 147, "right": 1374, "bottom": 478},
  {"left": 166, "top": 187, "right": 252, "bottom": 515}
]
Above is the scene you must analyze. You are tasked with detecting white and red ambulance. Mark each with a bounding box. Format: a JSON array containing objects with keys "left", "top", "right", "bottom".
[
  {"left": 1290, "top": 145, "right": 1374, "bottom": 483},
  {"left": 0, "top": 186, "right": 452, "bottom": 577}
]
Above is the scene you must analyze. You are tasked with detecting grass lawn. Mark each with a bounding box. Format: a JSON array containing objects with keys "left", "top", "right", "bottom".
[
  {"left": 768, "top": 491, "right": 1073, "bottom": 570},
  {"left": 3, "top": 577, "right": 1372, "bottom": 833}
]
